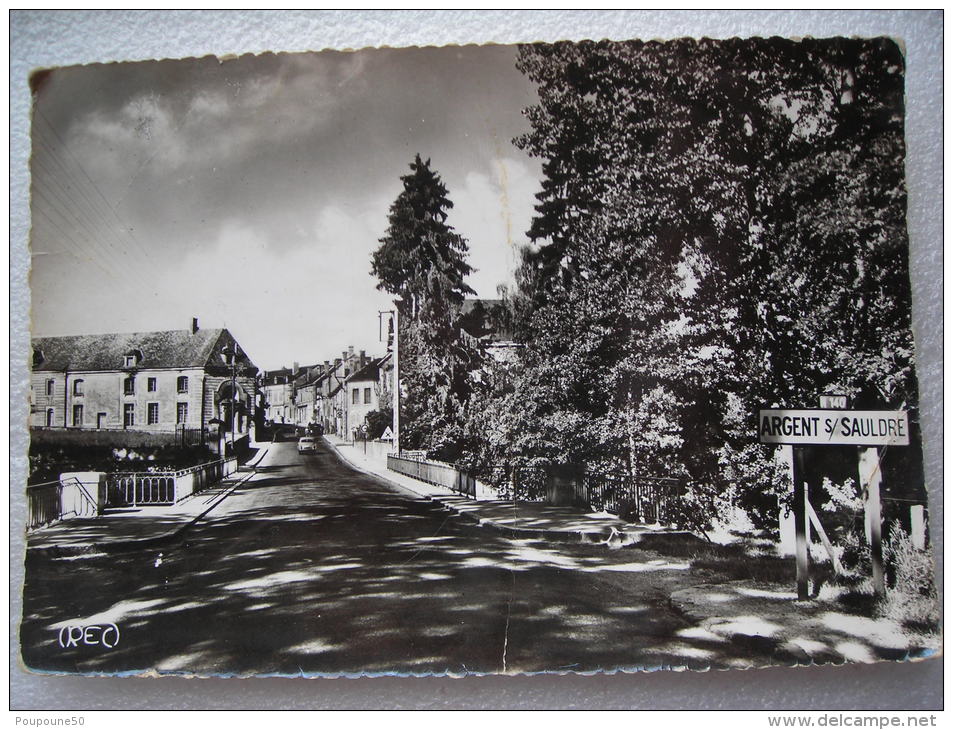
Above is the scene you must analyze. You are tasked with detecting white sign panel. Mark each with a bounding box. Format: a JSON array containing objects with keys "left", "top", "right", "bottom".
[
  {"left": 819, "top": 394, "right": 848, "bottom": 409},
  {"left": 759, "top": 409, "right": 909, "bottom": 446}
]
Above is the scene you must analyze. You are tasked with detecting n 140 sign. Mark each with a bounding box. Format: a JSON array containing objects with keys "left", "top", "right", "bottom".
[{"left": 758, "top": 409, "right": 909, "bottom": 446}]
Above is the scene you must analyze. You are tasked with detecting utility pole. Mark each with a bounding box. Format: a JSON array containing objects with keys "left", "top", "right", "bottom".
[
  {"left": 392, "top": 305, "right": 400, "bottom": 456},
  {"left": 380, "top": 305, "right": 401, "bottom": 456}
]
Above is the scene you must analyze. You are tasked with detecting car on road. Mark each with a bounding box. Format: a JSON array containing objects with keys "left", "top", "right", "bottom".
[{"left": 297, "top": 437, "right": 316, "bottom": 454}]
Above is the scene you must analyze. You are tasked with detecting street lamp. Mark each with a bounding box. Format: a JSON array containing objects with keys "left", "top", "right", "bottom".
[{"left": 221, "top": 345, "right": 238, "bottom": 455}]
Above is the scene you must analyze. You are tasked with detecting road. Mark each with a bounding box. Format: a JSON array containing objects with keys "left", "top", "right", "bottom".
[{"left": 20, "top": 440, "right": 768, "bottom": 676}]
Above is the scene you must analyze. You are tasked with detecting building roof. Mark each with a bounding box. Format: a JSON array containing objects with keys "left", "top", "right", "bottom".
[
  {"left": 459, "top": 298, "right": 513, "bottom": 341},
  {"left": 346, "top": 355, "right": 386, "bottom": 383},
  {"left": 261, "top": 367, "right": 294, "bottom": 386},
  {"left": 32, "top": 328, "right": 256, "bottom": 373}
]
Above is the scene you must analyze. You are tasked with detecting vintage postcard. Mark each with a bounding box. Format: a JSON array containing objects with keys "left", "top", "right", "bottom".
[{"left": 20, "top": 37, "right": 939, "bottom": 677}]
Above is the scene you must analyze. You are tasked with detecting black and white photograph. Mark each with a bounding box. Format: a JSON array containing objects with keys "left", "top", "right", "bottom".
[{"left": 16, "top": 19, "right": 941, "bottom": 684}]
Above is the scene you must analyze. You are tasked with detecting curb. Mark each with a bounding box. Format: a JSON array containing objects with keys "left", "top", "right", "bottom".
[
  {"left": 26, "top": 450, "right": 268, "bottom": 560},
  {"left": 324, "top": 438, "right": 630, "bottom": 546}
]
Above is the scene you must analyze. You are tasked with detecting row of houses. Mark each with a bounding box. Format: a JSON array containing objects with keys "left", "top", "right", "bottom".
[
  {"left": 260, "top": 345, "right": 392, "bottom": 442},
  {"left": 261, "top": 299, "right": 519, "bottom": 444}
]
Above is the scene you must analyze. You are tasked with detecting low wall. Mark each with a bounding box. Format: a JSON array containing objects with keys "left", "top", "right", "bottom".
[
  {"left": 32, "top": 427, "right": 193, "bottom": 449},
  {"left": 175, "top": 457, "right": 238, "bottom": 501},
  {"left": 58, "top": 471, "right": 103, "bottom": 517},
  {"left": 348, "top": 439, "right": 393, "bottom": 465}
]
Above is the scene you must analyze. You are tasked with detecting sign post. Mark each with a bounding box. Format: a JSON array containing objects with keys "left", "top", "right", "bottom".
[
  {"left": 858, "top": 446, "right": 886, "bottom": 597},
  {"left": 759, "top": 406, "right": 907, "bottom": 600},
  {"left": 792, "top": 446, "right": 810, "bottom": 601}
]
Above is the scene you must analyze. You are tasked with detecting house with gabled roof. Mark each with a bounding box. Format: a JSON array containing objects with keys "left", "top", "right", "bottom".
[
  {"left": 30, "top": 318, "right": 258, "bottom": 439},
  {"left": 260, "top": 366, "right": 295, "bottom": 425},
  {"left": 344, "top": 353, "right": 390, "bottom": 440},
  {"left": 460, "top": 298, "right": 522, "bottom": 363}
]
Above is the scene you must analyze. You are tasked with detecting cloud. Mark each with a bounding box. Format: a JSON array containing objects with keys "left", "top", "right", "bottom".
[
  {"left": 450, "top": 156, "right": 540, "bottom": 297},
  {"left": 151, "top": 203, "right": 395, "bottom": 370},
  {"left": 67, "top": 52, "right": 369, "bottom": 180}
]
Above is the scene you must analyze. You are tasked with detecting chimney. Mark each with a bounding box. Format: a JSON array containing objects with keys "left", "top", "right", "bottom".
[
  {"left": 342, "top": 351, "right": 348, "bottom": 363},
  {"left": 191, "top": 317, "right": 199, "bottom": 334},
  {"left": 360, "top": 350, "right": 366, "bottom": 366},
  {"left": 334, "top": 358, "right": 342, "bottom": 367},
  {"left": 348, "top": 345, "right": 355, "bottom": 358},
  {"left": 293, "top": 361, "right": 299, "bottom": 374}
]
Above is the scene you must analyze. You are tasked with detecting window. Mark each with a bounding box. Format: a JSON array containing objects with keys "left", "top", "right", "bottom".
[
  {"left": 46, "top": 379, "right": 55, "bottom": 396},
  {"left": 147, "top": 377, "right": 157, "bottom": 392},
  {"left": 123, "top": 377, "right": 135, "bottom": 395},
  {"left": 123, "top": 403, "right": 135, "bottom": 427},
  {"left": 46, "top": 408, "right": 54, "bottom": 427},
  {"left": 147, "top": 402, "right": 159, "bottom": 425},
  {"left": 176, "top": 402, "right": 188, "bottom": 425},
  {"left": 73, "top": 379, "right": 84, "bottom": 396},
  {"left": 72, "top": 404, "right": 83, "bottom": 427},
  {"left": 352, "top": 388, "right": 359, "bottom": 405},
  {"left": 364, "top": 387, "right": 372, "bottom": 404},
  {"left": 177, "top": 376, "right": 189, "bottom": 393}
]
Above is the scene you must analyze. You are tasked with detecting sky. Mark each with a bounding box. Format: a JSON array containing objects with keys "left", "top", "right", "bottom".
[{"left": 29, "top": 45, "right": 543, "bottom": 371}]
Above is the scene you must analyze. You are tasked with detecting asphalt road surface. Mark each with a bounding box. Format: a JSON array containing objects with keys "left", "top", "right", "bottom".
[{"left": 20, "top": 440, "right": 769, "bottom": 676}]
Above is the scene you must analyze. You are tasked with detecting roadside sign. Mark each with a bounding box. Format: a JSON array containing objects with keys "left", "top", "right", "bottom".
[
  {"left": 380, "top": 426, "right": 394, "bottom": 441},
  {"left": 819, "top": 394, "right": 848, "bottom": 409},
  {"left": 758, "top": 409, "right": 909, "bottom": 446}
]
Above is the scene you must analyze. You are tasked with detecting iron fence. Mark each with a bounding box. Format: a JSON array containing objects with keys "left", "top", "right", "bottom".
[
  {"left": 176, "top": 425, "right": 207, "bottom": 447},
  {"left": 104, "top": 458, "right": 232, "bottom": 508},
  {"left": 583, "top": 472, "right": 683, "bottom": 524},
  {"left": 388, "top": 454, "right": 476, "bottom": 498},
  {"left": 106, "top": 473, "right": 176, "bottom": 506},
  {"left": 473, "top": 463, "right": 685, "bottom": 524}
]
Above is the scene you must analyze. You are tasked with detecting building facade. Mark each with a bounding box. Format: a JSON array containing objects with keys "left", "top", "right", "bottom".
[
  {"left": 30, "top": 321, "right": 258, "bottom": 437},
  {"left": 260, "top": 367, "right": 294, "bottom": 424}
]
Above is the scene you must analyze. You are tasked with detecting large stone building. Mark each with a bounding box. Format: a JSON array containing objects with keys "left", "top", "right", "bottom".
[{"left": 30, "top": 320, "right": 258, "bottom": 438}]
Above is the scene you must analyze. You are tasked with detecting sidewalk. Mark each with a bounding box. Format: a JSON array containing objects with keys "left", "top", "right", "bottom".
[
  {"left": 324, "top": 436, "right": 691, "bottom": 547},
  {"left": 26, "top": 447, "right": 269, "bottom": 558}
]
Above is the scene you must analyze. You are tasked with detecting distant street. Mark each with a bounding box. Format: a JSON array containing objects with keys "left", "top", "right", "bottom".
[{"left": 21, "top": 440, "right": 770, "bottom": 675}]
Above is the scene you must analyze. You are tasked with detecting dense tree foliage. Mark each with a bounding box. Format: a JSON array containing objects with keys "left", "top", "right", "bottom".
[{"left": 466, "top": 37, "right": 917, "bottom": 530}]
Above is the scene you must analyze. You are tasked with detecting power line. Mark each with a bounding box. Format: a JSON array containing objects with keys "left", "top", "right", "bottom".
[{"left": 35, "top": 110, "right": 157, "bottom": 272}]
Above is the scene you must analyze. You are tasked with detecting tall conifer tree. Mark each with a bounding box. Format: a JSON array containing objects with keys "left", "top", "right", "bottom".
[{"left": 371, "top": 155, "right": 479, "bottom": 460}]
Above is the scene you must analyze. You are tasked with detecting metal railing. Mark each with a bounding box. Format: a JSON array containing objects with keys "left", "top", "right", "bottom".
[
  {"left": 476, "top": 463, "right": 684, "bottom": 524},
  {"left": 107, "top": 473, "right": 176, "bottom": 506},
  {"left": 388, "top": 454, "right": 476, "bottom": 498},
  {"left": 105, "top": 458, "right": 232, "bottom": 508},
  {"left": 583, "top": 472, "right": 683, "bottom": 524},
  {"left": 175, "top": 425, "right": 207, "bottom": 447},
  {"left": 26, "top": 477, "right": 99, "bottom": 530}
]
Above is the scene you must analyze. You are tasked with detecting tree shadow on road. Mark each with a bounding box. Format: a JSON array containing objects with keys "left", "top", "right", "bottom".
[{"left": 21, "top": 463, "right": 799, "bottom": 676}]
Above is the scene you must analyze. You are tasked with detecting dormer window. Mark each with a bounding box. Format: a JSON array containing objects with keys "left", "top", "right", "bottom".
[{"left": 122, "top": 349, "right": 143, "bottom": 368}]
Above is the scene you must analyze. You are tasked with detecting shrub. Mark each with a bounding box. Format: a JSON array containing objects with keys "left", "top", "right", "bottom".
[{"left": 878, "top": 522, "right": 939, "bottom": 630}]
